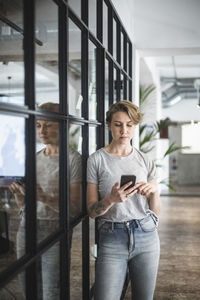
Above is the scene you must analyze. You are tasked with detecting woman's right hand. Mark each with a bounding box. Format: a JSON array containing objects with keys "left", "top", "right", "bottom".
[
  {"left": 110, "top": 181, "right": 137, "bottom": 203},
  {"left": 9, "top": 181, "right": 25, "bottom": 208}
]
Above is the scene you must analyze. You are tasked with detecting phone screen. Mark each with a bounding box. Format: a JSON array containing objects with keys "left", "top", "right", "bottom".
[{"left": 120, "top": 175, "right": 136, "bottom": 191}]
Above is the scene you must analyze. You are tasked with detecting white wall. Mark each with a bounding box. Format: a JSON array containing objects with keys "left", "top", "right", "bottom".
[{"left": 111, "top": 0, "right": 135, "bottom": 42}]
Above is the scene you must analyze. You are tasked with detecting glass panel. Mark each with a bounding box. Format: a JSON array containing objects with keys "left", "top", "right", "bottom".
[
  {"left": 105, "top": 125, "right": 109, "bottom": 145},
  {"left": 113, "top": 68, "right": 117, "bottom": 103},
  {"left": 105, "top": 59, "right": 109, "bottom": 118},
  {"left": 121, "top": 32, "right": 124, "bottom": 68},
  {"left": 70, "top": 222, "right": 82, "bottom": 299},
  {"left": 36, "top": 104, "right": 60, "bottom": 241},
  {"left": 0, "top": 1, "right": 24, "bottom": 105},
  {"left": 123, "top": 76, "right": 127, "bottom": 100},
  {"left": 69, "top": 124, "right": 82, "bottom": 220},
  {"left": 89, "top": 0, "right": 96, "bottom": 36},
  {"left": 35, "top": 0, "right": 59, "bottom": 106},
  {"left": 121, "top": 73, "right": 124, "bottom": 100},
  {"left": 0, "top": 115, "right": 25, "bottom": 272},
  {"left": 89, "top": 127, "right": 97, "bottom": 155},
  {"left": 127, "top": 42, "right": 130, "bottom": 76},
  {"left": 89, "top": 218, "right": 96, "bottom": 289},
  {"left": 113, "top": 19, "right": 117, "bottom": 61},
  {"left": 127, "top": 80, "right": 129, "bottom": 100},
  {"left": 68, "top": 20, "right": 82, "bottom": 117},
  {"left": 68, "top": 0, "right": 81, "bottom": 18},
  {"left": 103, "top": 2, "right": 108, "bottom": 49},
  {"left": 37, "top": 241, "right": 60, "bottom": 299},
  {"left": 88, "top": 41, "right": 97, "bottom": 120},
  {"left": 0, "top": 273, "right": 24, "bottom": 299}
]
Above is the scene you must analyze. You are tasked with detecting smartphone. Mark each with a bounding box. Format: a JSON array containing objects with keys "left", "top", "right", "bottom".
[{"left": 120, "top": 175, "right": 136, "bottom": 191}]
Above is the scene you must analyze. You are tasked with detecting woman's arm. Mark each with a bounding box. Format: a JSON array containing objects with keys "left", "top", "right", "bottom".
[
  {"left": 87, "top": 183, "right": 114, "bottom": 218},
  {"left": 87, "top": 181, "right": 137, "bottom": 219},
  {"left": 9, "top": 181, "right": 25, "bottom": 209},
  {"left": 70, "top": 182, "right": 82, "bottom": 217},
  {"left": 134, "top": 179, "right": 161, "bottom": 216}
]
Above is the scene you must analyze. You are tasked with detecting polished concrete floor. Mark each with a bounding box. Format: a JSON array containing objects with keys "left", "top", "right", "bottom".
[{"left": 124, "top": 195, "right": 200, "bottom": 300}]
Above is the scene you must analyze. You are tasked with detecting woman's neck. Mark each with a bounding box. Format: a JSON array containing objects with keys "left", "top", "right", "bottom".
[
  {"left": 44, "top": 144, "right": 59, "bottom": 156},
  {"left": 104, "top": 142, "right": 133, "bottom": 157}
]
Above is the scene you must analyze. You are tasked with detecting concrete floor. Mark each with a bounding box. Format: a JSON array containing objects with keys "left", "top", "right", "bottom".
[
  {"left": 124, "top": 195, "right": 200, "bottom": 299},
  {"left": 0, "top": 192, "right": 200, "bottom": 299}
]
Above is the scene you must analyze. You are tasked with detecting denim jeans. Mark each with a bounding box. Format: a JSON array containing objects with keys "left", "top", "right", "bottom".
[
  {"left": 94, "top": 214, "right": 160, "bottom": 300},
  {"left": 16, "top": 220, "right": 60, "bottom": 300}
]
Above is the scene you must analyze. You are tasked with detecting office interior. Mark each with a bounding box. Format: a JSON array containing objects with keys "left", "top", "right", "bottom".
[{"left": 0, "top": 0, "right": 200, "bottom": 299}]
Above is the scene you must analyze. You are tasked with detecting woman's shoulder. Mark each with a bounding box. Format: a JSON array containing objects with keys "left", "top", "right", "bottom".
[
  {"left": 36, "top": 148, "right": 45, "bottom": 157},
  {"left": 69, "top": 147, "right": 81, "bottom": 159},
  {"left": 88, "top": 148, "right": 105, "bottom": 165},
  {"left": 133, "top": 147, "right": 152, "bottom": 164}
]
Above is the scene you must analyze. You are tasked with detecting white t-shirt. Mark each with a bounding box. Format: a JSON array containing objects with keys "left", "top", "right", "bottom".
[
  {"left": 87, "top": 147, "right": 158, "bottom": 223},
  {"left": 35, "top": 148, "right": 82, "bottom": 220}
]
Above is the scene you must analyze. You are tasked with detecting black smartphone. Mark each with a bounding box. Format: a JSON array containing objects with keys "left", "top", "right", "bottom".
[{"left": 120, "top": 175, "right": 136, "bottom": 191}]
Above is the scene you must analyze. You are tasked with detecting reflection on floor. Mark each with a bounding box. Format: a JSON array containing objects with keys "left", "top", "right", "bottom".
[{"left": 124, "top": 195, "right": 200, "bottom": 300}]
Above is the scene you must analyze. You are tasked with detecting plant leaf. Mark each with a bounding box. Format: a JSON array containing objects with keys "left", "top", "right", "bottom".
[
  {"left": 163, "top": 142, "right": 190, "bottom": 158},
  {"left": 139, "top": 84, "right": 156, "bottom": 105},
  {"left": 139, "top": 131, "right": 156, "bottom": 148},
  {"left": 159, "top": 179, "right": 177, "bottom": 192}
]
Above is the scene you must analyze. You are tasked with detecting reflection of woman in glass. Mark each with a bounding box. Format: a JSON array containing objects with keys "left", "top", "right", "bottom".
[
  {"left": 9, "top": 102, "right": 82, "bottom": 299},
  {"left": 87, "top": 101, "right": 161, "bottom": 300}
]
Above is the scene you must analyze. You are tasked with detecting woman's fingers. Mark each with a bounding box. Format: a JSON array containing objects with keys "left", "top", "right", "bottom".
[
  {"left": 9, "top": 182, "right": 25, "bottom": 195},
  {"left": 119, "top": 181, "right": 133, "bottom": 191}
]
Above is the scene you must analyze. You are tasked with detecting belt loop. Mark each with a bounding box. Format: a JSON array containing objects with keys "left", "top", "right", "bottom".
[
  {"left": 134, "top": 219, "right": 139, "bottom": 227},
  {"left": 111, "top": 222, "right": 114, "bottom": 231}
]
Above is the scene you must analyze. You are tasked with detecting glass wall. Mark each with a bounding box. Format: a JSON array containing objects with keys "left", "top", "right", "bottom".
[{"left": 0, "top": 0, "right": 132, "bottom": 299}]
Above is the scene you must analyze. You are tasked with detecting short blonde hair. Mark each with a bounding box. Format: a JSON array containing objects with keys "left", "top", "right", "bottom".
[
  {"left": 106, "top": 100, "right": 142, "bottom": 125},
  {"left": 38, "top": 102, "right": 59, "bottom": 113}
]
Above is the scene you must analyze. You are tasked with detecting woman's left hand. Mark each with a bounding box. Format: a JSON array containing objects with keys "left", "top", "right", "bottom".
[{"left": 134, "top": 179, "right": 158, "bottom": 198}]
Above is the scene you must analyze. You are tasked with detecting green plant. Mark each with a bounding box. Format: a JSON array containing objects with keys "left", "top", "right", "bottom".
[
  {"left": 139, "top": 84, "right": 189, "bottom": 191},
  {"left": 139, "top": 84, "right": 156, "bottom": 106}
]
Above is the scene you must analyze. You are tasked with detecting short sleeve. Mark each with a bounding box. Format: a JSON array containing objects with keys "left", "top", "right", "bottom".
[
  {"left": 70, "top": 150, "right": 82, "bottom": 183},
  {"left": 147, "top": 159, "right": 158, "bottom": 181},
  {"left": 87, "top": 154, "right": 98, "bottom": 184}
]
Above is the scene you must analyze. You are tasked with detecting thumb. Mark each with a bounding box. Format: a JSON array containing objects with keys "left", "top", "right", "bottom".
[{"left": 113, "top": 181, "right": 120, "bottom": 188}]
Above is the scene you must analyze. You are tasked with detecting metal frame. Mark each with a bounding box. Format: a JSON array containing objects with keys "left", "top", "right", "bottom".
[{"left": 0, "top": 0, "right": 133, "bottom": 298}]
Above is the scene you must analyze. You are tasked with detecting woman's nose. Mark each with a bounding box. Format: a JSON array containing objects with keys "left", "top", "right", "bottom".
[
  {"left": 40, "top": 125, "right": 47, "bottom": 133},
  {"left": 121, "top": 125, "right": 127, "bottom": 134}
]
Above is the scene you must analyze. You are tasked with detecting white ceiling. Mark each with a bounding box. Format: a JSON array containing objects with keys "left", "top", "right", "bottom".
[
  {"left": 132, "top": 0, "right": 200, "bottom": 119},
  {"left": 133, "top": 0, "right": 200, "bottom": 78},
  {"left": 133, "top": 0, "right": 200, "bottom": 51}
]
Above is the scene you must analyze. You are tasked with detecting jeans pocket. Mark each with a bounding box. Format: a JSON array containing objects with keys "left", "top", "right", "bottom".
[{"left": 139, "top": 215, "right": 157, "bottom": 232}]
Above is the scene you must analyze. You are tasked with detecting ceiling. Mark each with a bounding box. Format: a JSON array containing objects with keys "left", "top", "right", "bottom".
[{"left": 133, "top": 0, "right": 200, "bottom": 108}]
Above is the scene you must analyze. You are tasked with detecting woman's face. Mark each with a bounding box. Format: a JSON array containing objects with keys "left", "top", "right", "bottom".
[
  {"left": 36, "top": 120, "right": 59, "bottom": 145},
  {"left": 108, "top": 111, "right": 136, "bottom": 145}
]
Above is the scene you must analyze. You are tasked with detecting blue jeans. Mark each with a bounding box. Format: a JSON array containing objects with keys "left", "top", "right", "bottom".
[
  {"left": 16, "top": 220, "right": 60, "bottom": 300},
  {"left": 94, "top": 214, "right": 160, "bottom": 300}
]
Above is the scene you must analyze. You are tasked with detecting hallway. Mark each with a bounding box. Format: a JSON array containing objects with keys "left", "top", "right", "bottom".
[{"left": 125, "top": 195, "right": 200, "bottom": 299}]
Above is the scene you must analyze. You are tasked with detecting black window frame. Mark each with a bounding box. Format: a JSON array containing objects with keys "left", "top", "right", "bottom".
[{"left": 0, "top": 0, "right": 133, "bottom": 299}]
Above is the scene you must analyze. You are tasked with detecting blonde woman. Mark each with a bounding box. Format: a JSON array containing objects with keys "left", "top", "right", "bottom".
[
  {"left": 9, "top": 102, "right": 82, "bottom": 299},
  {"left": 87, "top": 101, "right": 161, "bottom": 300}
]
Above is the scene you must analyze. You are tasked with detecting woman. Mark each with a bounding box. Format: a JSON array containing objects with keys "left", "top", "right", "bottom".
[
  {"left": 9, "top": 102, "right": 82, "bottom": 299},
  {"left": 87, "top": 100, "right": 161, "bottom": 300}
]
